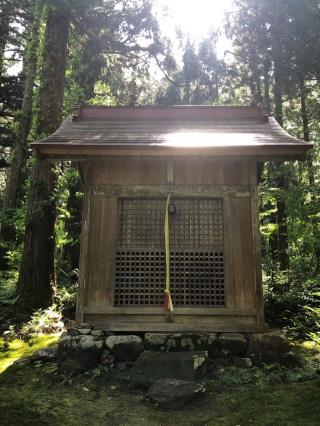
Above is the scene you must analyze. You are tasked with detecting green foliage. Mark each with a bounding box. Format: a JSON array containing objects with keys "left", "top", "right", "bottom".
[
  {"left": 19, "top": 305, "right": 64, "bottom": 340},
  {"left": 211, "top": 359, "right": 320, "bottom": 388},
  {"left": 0, "top": 204, "right": 26, "bottom": 302},
  {"left": 53, "top": 285, "right": 77, "bottom": 317},
  {"left": 54, "top": 164, "right": 81, "bottom": 317},
  {"left": 155, "top": 34, "right": 223, "bottom": 105},
  {"left": 0, "top": 304, "right": 63, "bottom": 346},
  {"left": 259, "top": 157, "right": 320, "bottom": 339},
  {"left": 87, "top": 82, "right": 117, "bottom": 106},
  {"left": 304, "top": 303, "right": 320, "bottom": 345},
  {"left": 264, "top": 274, "right": 320, "bottom": 337}
]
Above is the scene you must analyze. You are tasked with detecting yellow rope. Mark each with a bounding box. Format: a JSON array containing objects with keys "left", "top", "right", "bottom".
[{"left": 164, "top": 193, "right": 173, "bottom": 314}]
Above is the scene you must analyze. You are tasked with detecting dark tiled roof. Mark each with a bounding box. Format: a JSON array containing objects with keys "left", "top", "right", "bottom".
[{"left": 33, "top": 106, "right": 312, "bottom": 159}]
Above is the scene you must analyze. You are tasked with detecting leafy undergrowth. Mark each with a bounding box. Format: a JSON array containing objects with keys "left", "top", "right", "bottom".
[
  {"left": 0, "top": 334, "right": 59, "bottom": 373},
  {"left": 0, "top": 339, "right": 319, "bottom": 426}
]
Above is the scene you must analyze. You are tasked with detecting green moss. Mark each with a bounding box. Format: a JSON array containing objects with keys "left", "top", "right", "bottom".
[
  {"left": 0, "top": 336, "right": 319, "bottom": 425},
  {"left": 0, "top": 334, "right": 59, "bottom": 373},
  {"left": 0, "top": 362, "right": 320, "bottom": 426}
]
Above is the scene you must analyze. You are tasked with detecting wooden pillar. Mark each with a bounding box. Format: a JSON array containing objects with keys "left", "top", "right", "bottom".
[
  {"left": 76, "top": 164, "right": 91, "bottom": 322},
  {"left": 249, "top": 159, "right": 265, "bottom": 326}
]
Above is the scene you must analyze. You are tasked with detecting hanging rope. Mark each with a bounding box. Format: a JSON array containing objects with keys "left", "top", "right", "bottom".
[{"left": 164, "top": 192, "right": 174, "bottom": 321}]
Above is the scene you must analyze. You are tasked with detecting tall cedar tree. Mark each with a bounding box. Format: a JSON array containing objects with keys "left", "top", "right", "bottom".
[
  {"left": 3, "top": 1, "right": 41, "bottom": 208},
  {"left": 226, "top": 0, "right": 291, "bottom": 269},
  {"left": 0, "top": 1, "right": 12, "bottom": 76},
  {"left": 271, "top": 0, "right": 289, "bottom": 270},
  {"left": 17, "top": 0, "right": 70, "bottom": 308}
]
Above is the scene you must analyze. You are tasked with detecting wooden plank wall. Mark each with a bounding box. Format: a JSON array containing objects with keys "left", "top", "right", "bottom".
[{"left": 78, "top": 156, "right": 264, "bottom": 331}]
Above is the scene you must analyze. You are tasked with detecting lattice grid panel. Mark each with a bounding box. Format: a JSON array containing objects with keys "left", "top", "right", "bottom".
[{"left": 114, "top": 197, "right": 225, "bottom": 307}]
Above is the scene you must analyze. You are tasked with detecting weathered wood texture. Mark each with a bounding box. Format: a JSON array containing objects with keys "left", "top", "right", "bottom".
[
  {"left": 35, "top": 145, "right": 310, "bottom": 161},
  {"left": 76, "top": 164, "right": 91, "bottom": 322},
  {"left": 79, "top": 156, "right": 264, "bottom": 332},
  {"left": 249, "top": 160, "right": 265, "bottom": 324},
  {"left": 91, "top": 157, "right": 167, "bottom": 185},
  {"left": 90, "top": 157, "right": 249, "bottom": 186},
  {"left": 84, "top": 193, "right": 117, "bottom": 307},
  {"left": 174, "top": 158, "right": 250, "bottom": 185},
  {"left": 33, "top": 106, "right": 312, "bottom": 161},
  {"left": 84, "top": 317, "right": 266, "bottom": 333}
]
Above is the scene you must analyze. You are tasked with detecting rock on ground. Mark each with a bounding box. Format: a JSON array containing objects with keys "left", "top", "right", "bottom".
[
  {"left": 57, "top": 335, "right": 104, "bottom": 373},
  {"left": 129, "top": 351, "right": 208, "bottom": 389},
  {"left": 144, "top": 333, "right": 169, "bottom": 351},
  {"left": 106, "top": 335, "right": 144, "bottom": 362},
  {"left": 232, "top": 356, "right": 253, "bottom": 368},
  {"left": 13, "top": 347, "right": 57, "bottom": 367},
  {"left": 248, "top": 331, "right": 290, "bottom": 355},
  {"left": 32, "top": 347, "right": 57, "bottom": 362},
  {"left": 248, "top": 331, "right": 298, "bottom": 365},
  {"left": 219, "top": 333, "right": 248, "bottom": 355},
  {"left": 147, "top": 378, "right": 206, "bottom": 409},
  {"left": 144, "top": 333, "right": 218, "bottom": 355}
]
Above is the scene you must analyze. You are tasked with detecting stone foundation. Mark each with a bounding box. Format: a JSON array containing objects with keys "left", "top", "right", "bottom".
[{"left": 56, "top": 322, "right": 298, "bottom": 374}]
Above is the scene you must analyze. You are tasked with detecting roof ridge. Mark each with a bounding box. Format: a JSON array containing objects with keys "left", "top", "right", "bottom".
[{"left": 71, "top": 104, "right": 268, "bottom": 122}]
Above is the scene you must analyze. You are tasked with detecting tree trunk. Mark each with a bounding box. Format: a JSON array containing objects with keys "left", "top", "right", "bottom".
[
  {"left": 183, "top": 82, "right": 191, "bottom": 104},
  {"left": 3, "top": 3, "right": 40, "bottom": 209},
  {"left": 252, "top": 63, "right": 263, "bottom": 105},
  {"left": 276, "top": 173, "right": 289, "bottom": 271},
  {"left": 271, "top": 0, "right": 289, "bottom": 271},
  {"left": 263, "top": 61, "right": 271, "bottom": 113},
  {"left": 0, "top": 1, "right": 12, "bottom": 76},
  {"left": 17, "top": 0, "right": 70, "bottom": 309},
  {"left": 300, "top": 78, "right": 314, "bottom": 186},
  {"left": 300, "top": 77, "right": 320, "bottom": 270}
]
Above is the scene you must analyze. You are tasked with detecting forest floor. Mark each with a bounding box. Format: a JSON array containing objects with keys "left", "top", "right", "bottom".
[{"left": 0, "top": 336, "right": 320, "bottom": 426}]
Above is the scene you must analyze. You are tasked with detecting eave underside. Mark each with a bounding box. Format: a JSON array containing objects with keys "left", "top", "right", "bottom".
[
  {"left": 32, "top": 109, "right": 313, "bottom": 160},
  {"left": 34, "top": 144, "right": 311, "bottom": 161}
]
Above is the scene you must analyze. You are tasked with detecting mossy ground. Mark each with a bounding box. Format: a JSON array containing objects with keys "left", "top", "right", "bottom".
[
  {"left": 0, "top": 336, "right": 320, "bottom": 426},
  {"left": 0, "top": 334, "right": 59, "bottom": 373}
]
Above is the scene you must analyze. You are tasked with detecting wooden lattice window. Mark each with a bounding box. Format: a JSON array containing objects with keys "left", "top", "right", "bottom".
[{"left": 114, "top": 197, "right": 225, "bottom": 307}]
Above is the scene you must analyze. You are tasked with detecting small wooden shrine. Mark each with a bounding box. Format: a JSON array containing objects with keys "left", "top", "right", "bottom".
[{"left": 34, "top": 106, "right": 312, "bottom": 332}]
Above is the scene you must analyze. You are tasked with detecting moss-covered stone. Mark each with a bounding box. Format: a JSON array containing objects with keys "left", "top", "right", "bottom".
[
  {"left": 106, "top": 335, "right": 144, "bottom": 362},
  {"left": 219, "top": 333, "right": 248, "bottom": 354},
  {"left": 57, "top": 335, "right": 104, "bottom": 373}
]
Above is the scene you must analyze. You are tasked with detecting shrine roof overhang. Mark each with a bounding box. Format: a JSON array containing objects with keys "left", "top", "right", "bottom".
[{"left": 32, "top": 105, "right": 313, "bottom": 160}]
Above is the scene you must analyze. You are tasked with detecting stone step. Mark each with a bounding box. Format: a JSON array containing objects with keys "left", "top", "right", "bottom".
[{"left": 129, "top": 351, "right": 208, "bottom": 390}]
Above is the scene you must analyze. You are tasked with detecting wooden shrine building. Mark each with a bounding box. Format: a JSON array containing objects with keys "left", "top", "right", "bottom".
[{"left": 33, "top": 106, "right": 312, "bottom": 332}]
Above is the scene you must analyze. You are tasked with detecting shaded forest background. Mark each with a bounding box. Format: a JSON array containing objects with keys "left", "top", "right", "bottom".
[{"left": 0, "top": 0, "right": 319, "bottom": 341}]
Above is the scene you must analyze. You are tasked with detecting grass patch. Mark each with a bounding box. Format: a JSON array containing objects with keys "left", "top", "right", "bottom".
[
  {"left": 0, "top": 334, "right": 59, "bottom": 373},
  {"left": 0, "top": 363, "right": 319, "bottom": 426}
]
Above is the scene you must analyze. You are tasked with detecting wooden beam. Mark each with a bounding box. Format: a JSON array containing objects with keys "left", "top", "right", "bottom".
[
  {"left": 83, "top": 319, "right": 267, "bottom": 333},
  {"left": 223, "top": 196, "right": 236, "bottom": 308},
  {"left": 33, "top": 144, "right": 311, "bottom": 161},
  {"left": 91, "top": 184, "right": 251, "bottom": 198},
  {"left": 83, "top": 306, "right": 257, "bottom": 316}
]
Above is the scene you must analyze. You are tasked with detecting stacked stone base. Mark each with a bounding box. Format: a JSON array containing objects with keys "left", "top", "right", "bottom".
[{"left": 57, "top": 323, "right": 298, "bottom": 375}]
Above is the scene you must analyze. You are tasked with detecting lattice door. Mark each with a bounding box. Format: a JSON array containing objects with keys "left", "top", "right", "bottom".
[{"left": 114, "top": 197, "right": 225, "bottom": 307}]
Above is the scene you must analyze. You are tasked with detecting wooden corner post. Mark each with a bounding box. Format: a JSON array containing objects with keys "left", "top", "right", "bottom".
[
  {"left": 249, "top": 159, "right": 265, "bottom": 327},
  {"left": 76, "top": 163, "right": 91, "bottom": 323}
]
